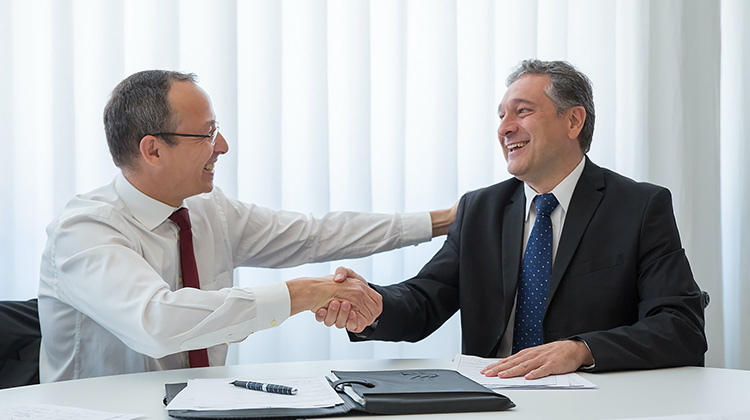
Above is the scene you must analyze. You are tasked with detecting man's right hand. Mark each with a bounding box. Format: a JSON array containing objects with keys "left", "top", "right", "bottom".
[
  {"left": 314, "top": 267, "right": 370, "bottom": 332},
  {"left": 286, "top": 269, "right": 381, "bottom": 333}
]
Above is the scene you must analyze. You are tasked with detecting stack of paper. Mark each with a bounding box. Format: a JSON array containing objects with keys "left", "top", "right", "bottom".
[
  {"left": 452, "top": 354, "right": 597, "bottom": 389},
  {"left": 165, "top": 377, "right": 344, "bottom": 411}
]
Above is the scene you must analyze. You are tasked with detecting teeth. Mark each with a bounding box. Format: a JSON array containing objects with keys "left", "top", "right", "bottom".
[
  {"left": 507, "top": 142, "right": 528, "bottom": 150},
  {"left": 204, "top": 163, "right": 214, "bottom": 171}
]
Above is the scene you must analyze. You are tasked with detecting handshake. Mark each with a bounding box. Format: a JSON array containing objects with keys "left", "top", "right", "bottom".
[{"left": 286, "top": 266, "right": 379, "bottom": 333}]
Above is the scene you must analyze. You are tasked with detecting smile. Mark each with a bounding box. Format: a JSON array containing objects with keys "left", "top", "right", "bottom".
[
  {"left": 203, "top": 163, "right": 214, "bottom": 171},
  {"left": 507, "top": 142, "right": 528, "bottom": 151}
]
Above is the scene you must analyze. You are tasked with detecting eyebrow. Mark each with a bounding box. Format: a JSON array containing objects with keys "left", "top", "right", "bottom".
[{"left": 498, "top": 98, "right": 537, "bottom": 114}]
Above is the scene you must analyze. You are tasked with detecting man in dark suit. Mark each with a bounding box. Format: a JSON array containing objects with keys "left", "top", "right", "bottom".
[{"left": 318, "top": 59, "right": 707, "bottom": 379}]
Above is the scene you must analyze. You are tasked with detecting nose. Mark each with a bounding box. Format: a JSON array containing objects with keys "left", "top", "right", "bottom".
[
  {"left": 213, "top": 132, "right": 229, "bottom": 154},
  {"left": 497, "top": 115, "right": 517, "bottom": 139}
]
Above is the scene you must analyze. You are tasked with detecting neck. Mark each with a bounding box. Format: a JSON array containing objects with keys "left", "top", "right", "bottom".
[
  {"left": 525, "top": 154, "right": 584, "bottom": 194},
  {"left": 123, "top": 168, "right": 183, "bottom": 208}
]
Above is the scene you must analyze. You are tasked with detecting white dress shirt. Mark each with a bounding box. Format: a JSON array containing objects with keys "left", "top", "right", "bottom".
[
  {"left": 496, "top": 157, "right": 586, "bottom": 357},
  {"left": 38, "top": 174, "right": 432, "bottom": 382}
]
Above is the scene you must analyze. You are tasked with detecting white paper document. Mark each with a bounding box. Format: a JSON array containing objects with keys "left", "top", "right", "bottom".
[
  {"left": 452, "top": 353, "right": 597, "bottom": 389},
  {"left": 612, "top": 412, "right": 750, "bottom": 420},
  {"left": 0, "top": 404, "right": 144, "bottom": 420},
  {"left": 165, "top": 376, "right": 344, "bottom": 411}
]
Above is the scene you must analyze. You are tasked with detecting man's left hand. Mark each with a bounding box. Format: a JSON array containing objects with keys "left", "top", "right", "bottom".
[{"left": 480, "top": 340, "right": 594, "bottom": 380}]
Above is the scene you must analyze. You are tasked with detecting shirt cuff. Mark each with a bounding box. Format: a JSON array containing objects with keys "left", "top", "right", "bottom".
[
  {"left": 570, "top": 337, "right": 596, "bottom": 371},
  {"left": 253, "top": 282, "right": 291, "bottom": 329},
  {"left": 352, "top": 319, "right": 379, "bottom": 339},
  {"left": 399, "top": 212, "right": 433, "bottom": 246}
]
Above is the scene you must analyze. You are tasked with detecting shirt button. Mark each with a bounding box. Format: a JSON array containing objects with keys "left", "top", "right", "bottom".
[{"left": 270, "top": 320, "right": 278, "bottom": 327}]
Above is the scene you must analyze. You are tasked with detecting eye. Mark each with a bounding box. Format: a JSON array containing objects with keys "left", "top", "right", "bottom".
[
  {"left": 498, "top": 114, "right": 506, "bottom": 121},
  {"left": 518, "top": 108, "right": 531, "bottom": 115}
]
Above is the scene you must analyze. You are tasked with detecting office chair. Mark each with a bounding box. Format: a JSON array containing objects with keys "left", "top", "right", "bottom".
[
  {"left": 0, "top": 299, "right": 41, "bottom": 388},
  {"left": 701, "top": 290, "right": 710, "bottom": 310},
  {"left": 693, "top": 290, "right": 710, "bottom": 368}
]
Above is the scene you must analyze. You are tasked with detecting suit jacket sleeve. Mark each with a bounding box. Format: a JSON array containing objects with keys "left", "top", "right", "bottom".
[
  {"left": 570, "top": 187, "right": 706, "bottom": 371},
  {"left": 350, "top": 194, "right": 468, "bottom": 343}
]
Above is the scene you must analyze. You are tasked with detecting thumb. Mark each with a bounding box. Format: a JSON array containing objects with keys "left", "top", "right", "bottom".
[{"left": 333, "top": 266, "right": 359, "bottom": 283}]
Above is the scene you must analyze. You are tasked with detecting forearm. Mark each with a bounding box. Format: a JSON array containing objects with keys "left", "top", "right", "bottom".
[
  {"left": 429, "top": 203, "right": 458, "bottom": 237},
  {"left": 232, "top": 206, "right": 433, "bottom": 268},
  {"left": 576, "top": 308, "right": 706, "bottom": 372}
]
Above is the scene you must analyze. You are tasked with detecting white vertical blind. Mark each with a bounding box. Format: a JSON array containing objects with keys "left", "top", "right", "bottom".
[
  {"left": 720, "top": 0, "right": 750, "bottom": 370},
  {"left": 0, "top": 0, "right": 743, "bottom": 369}
]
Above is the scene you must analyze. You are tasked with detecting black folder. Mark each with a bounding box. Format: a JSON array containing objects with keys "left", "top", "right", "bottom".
[{"left": 164, "top": 369, "right": 514, "bottom": 418}]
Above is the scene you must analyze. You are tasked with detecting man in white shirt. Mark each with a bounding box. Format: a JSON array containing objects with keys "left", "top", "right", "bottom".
[{"left": 38, "top": 70, "right": 456, "bottom": 382}]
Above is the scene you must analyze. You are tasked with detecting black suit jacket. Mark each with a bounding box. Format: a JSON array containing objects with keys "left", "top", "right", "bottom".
[{"left": 357, "top": 158, "right": 707, "bottom": 372}]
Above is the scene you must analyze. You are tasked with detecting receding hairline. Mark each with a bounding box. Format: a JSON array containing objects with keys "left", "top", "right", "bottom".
[{"left": 498, "top": 74, "right": 553, "bottom": 115}]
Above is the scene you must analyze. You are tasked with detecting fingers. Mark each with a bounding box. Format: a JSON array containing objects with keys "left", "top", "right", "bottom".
[
  {"left": 480, "top": 351, "right": 539, "bottom": 379},
  {"left": 479, "top": 340, "right": 592, "bottom": 380},
  {"left": 345, "top": 310, "right": 359, "bottom": 332},
  {"left": 314, "top": 300, "right": 363, "bottom": 332},
  {"left": 331, "top": 278, "right": 381, "bottom": 328},
  {"left": 333, "top": 266, "right": 365, "bottom": 283},
  {"left": 344, "top": 278, "right": 381, "bottom": 323},
  {"left": 333, "top": 267, "right": 348, "bottom": 283},
  {"left": 334, "top": 300, "right": 351, "bottom": 328},
  {"left": 310, "top": 268, "right": 380, "bottom": 332},
  {"left": 315, "top": 307, "right": 327, "bottom": 322},
  {"left": 324, "top": 300, "right": 341, "bottom": 326}
]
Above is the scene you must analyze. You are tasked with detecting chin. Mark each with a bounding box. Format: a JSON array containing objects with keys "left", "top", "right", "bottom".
[{"left": 505, "top": 162, "right": 523, "bottom": 178}]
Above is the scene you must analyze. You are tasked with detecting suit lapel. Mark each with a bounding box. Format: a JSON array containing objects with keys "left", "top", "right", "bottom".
[
  {"left": 547, "top": 158, "right": 605, "bottom": 304},
  {"left": 502, "top": 182, "right": 525, "bottom": 319}
]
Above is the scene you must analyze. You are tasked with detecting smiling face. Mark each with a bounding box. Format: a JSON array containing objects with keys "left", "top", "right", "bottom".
[
  {"left": 497, "top": 74, "right": 585, "bottom": 193},
  {"left": 157, "top": 81, "right": 228, "bottom": 204}
]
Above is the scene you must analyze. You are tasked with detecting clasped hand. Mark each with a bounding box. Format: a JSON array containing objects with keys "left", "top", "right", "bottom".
[{"left": 313, "top": 266, "right": 374, "bottom": 333}]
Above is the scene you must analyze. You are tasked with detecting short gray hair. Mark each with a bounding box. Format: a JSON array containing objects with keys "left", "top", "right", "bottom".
[
  {"left": 506, "top": 59, "right": 595, "bottom": 153},
  {"left": 103, "top": 70, "right": 198, "bottom": 169}
]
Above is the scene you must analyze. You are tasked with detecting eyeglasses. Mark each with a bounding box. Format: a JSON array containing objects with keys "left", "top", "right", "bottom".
[{"left": 151, "top": 123, "right": 220, "bottom": 146}]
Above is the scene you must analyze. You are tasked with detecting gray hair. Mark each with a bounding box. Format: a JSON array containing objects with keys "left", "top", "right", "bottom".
[
  {"left": 103, "top": 70, "right": 198, "bottom": 169},
  {"left": 506, "top": 59, "right": 595, "bottom": 153}
]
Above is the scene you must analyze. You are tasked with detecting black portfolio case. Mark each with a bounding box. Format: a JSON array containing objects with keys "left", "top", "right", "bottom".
[{"left": 164, "top": 369, "right": 514, "bottom": 419}]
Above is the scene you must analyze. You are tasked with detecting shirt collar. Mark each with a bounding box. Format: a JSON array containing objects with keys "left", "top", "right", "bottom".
[
  {"left": 114, "top": 173, "right": 180, "bottom": 231},
  {"left": 523, "top": 156, "right": 586, "bottom": 220}
]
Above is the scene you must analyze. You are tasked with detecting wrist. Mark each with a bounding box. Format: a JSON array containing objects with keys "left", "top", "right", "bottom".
[
  {"left": 286, "top": 277, "right": 328, "bottom": 316},
  {"left": 429, "top": 209, "right": 452, "bottom": 236},
  {"left": 571, "top": 339, "right": 594, "bottom": 368}
]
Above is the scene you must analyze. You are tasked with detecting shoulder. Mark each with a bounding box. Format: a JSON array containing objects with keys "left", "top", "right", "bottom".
[
  {"left": 462, "top": 177, "right": 523, "bottom": 207},
  {"left": 54, "top": 181, "right": 129, "bottom": 229},
  {"left": 600, "top": 167, "right": 671, "bottom": 203},
  {"left": 46, "top": 181, "right": 140, "bottom": 256},
  {"left": 582, "top": 159, "right": 671, "bottom": 203},
  {"left": 183, "top": 186, "right": 259, "bottom": 222}
]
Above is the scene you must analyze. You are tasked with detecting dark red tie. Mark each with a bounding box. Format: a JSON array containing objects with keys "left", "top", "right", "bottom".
[{"left": 169, "top": 208, "right": 210, "bottom": 368}]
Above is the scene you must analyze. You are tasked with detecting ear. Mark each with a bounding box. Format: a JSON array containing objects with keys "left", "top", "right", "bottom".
[
  {"left": 566, "top": 106, "right": 586, "bottom": 140},
  {"left": 139, "top": 135, "right": 164, "bottom": 168}
]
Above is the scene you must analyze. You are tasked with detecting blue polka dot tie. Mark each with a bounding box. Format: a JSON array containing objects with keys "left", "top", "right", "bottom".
[{"left": 512, "top": 193, "right": 559, "bottom": 353}]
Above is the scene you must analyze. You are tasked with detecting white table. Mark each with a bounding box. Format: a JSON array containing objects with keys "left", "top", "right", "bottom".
[{"left": 0, "top": 359, "right": 747, "bottom": 419}]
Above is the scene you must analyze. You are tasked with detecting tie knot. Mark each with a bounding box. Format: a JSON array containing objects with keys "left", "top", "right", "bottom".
[
  {"left": 534, "top": 193, "right": 559, "bottom": 217},
  {"left": 169, "top": 208, "right": 191, "bottom": 230}
]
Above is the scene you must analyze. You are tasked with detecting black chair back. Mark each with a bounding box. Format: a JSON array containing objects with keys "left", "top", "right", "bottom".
[{"left": 0, "top": 299, "right": 41, "bottom": 388}]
